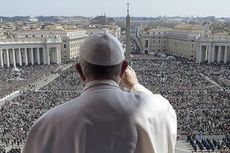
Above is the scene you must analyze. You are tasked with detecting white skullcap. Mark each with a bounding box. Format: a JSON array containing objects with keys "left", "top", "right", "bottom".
[{"left": 79, "top": 32, "right": 125, "bottom": 66}]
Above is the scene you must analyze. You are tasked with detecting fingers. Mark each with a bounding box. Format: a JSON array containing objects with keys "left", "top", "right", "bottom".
[
  {"left": 121, "top": 65, "right": 138, "bottom": 90},
  {"left": 128, "top": 65, "right": 133, "bottom": 70}
]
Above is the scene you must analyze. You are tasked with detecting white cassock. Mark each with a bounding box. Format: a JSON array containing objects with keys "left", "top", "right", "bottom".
[{"left": 22, "top": 80, "right": 177, "bottom": 153}]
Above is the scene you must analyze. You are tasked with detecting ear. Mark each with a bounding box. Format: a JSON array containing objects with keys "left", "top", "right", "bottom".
[
  {"left": 120, "top": 60, "right": 128, "bottom": 78},
  {"left": 75, "top": 63, "right": 86, "bottom": 81}
]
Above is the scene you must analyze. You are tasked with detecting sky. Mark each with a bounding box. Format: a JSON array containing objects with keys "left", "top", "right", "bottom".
[{"left": 1, "top": 0, "right": 230, "bottom": 17}]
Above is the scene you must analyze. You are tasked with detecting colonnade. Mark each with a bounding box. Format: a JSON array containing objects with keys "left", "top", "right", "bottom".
[
  {"left": 0, "top": 47, "right": 61, "bottom": 67},
  {"left": 197, "top": 44, "right": 230, "bottom": 64}
]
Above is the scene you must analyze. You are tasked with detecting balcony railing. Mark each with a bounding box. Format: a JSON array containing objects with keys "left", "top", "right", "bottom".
[{"left": 0, "top": 37, "right": 62, "bottom": 45}]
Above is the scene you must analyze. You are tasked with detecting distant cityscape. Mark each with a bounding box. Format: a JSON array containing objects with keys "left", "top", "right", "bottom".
[
  {"left": 1, "top": 15, "right": 230, "bottom": 68},
  {"left": 1, "top": 15, "right": 230, "bottom": 23}
]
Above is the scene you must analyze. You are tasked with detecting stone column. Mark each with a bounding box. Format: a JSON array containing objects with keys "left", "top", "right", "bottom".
[
  {"left": 6, "top": 49, "right": 10, "bottom": 67},
  {"left": 43, "top": 47, "right": 47, "bottom": 64},
  {"left": 18, "top": 48, "right": 22, "bottom": 66},
  {"left": 12, "top": 48, "right": 16, "bottom": 67},
  {"left": 208, "top": 45, "right": 214, "bottom": 64},
  {"left": 24, "top": 48, "right": 28, "bottom": 65},
  {"left": 197, "top": 45, "right": 202, "bottom": 63},
  {"left": 217, "top": 46, "right": 222, "bottom": 64},
  {"left": 0, "top": 48, "right": 3, "bottom": 67},
  {"left": 208, "top": 45, "right": 212, "bottom": 64},
  {"left": 56, "top": 47, "right": 61, "bottom": 64},
  {"left": 47, "top": 47, "right": 50, "bottom": 65},
  {"left": 30, "top": 48, "right": 34, "bottom": 65},
  {"left": 224, "top": 45, "right": 229, "bottom": 64},
  {"left": 204, "top": 45, "right": 208, "bottom": 61},
  {"left": 202, "top": 45, "right": 206, "bottom": 63},
  {"left": 37, "top": 48, "right": 40, "bottom": 65}
]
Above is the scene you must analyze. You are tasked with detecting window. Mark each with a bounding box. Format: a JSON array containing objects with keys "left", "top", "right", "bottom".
[
  {"left": 145, "top": 40, "right": 148, "bottom": 47},
  {"left": 64, "top": 44, "right": 67, "bottom": 48}
]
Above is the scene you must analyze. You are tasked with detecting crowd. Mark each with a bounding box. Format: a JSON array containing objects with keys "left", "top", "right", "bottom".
[
  {"left": 0, "top": 54, "right": 229, "bottom": 151},
  {"left": 131, "top": 55, "right": 230, "bottom": 135},
  {"left": 0, "top": 67, "right": 83, "bottom": 146},
  {"left": 0, "top": 65, "right": 58, "bottom": 99},
  {"left": 187, "top": 134, "right": 230, "bottom": 152}
]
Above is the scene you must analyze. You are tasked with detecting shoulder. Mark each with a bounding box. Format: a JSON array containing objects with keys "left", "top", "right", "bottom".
[
  {"left": 133, "top": 93, "right": 176, "bottom": 119},
  {"left": 23, "top": 97, "right": 83, "bottom": 151},
  {"left": 33, "top": 96, "right": 83, "bottom": 129},
  {"left": 134, "top": 93, "right": 171, "bottom": 108}
]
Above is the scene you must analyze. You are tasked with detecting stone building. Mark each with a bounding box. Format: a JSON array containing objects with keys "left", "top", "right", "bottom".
[
  {"left": 12, "top": 29, "right": 88, "bottom": 62},
  {"left": 140, "top": 24, "right": 230, "bottom": 64},
  {"left": 140, "top": 28, "right": 171, "bottom": 54},
  {"left": 0, "top": 29, "right": 88, "bottom": 68},
  {"left": 0, "top": 35, "right": 62, "bottom": 67},
  {"left": 197, "top": 35, "right": 230, "bottom": 64},
  {"left": 0, "top": 26, "right": 123, "bottom": 68}
]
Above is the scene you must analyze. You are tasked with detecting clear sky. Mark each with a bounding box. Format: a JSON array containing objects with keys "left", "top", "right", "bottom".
[{"left": 1, "top": 0, "right": 230, "bottom": 17}]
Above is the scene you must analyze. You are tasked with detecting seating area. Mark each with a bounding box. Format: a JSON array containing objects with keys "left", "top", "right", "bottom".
[{"left": 187, "top": 134, "right": 230, "bottom": 152}]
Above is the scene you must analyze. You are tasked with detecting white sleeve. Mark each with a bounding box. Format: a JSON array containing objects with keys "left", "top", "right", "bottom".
[{"left": 130, "top": 84, "right": 153, "bottom": 95}]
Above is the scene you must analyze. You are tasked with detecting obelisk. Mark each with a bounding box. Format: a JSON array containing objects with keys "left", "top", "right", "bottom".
[{"left": 126, "top": 2, "right": 131, "bottom": 62}]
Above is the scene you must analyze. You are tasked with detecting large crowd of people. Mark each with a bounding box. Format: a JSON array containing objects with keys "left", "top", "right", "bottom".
[
  {"left": 0, "top": 65, "right": 59, "bottom": 99},
  {"left": 0, "top": 54, "right": 229, "bottom": 151},
  {"left": 131, "top": 55, "right": 230, "bottom": 136}
]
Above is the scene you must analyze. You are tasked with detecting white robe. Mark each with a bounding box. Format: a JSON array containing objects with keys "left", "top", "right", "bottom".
[{"left": 22, "top": 80, "right": 177, "bottom": 153}]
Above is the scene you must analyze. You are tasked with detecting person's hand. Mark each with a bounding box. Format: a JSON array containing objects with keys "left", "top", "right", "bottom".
[{"left": 121, "top": 66, "right": 139, "bottom": 91}]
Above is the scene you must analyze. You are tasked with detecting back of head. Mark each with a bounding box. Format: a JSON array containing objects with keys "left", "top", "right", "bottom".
[
  {"left": 79, "top": 32, "right": 125, "bottom": 66},
  {"left": 79, "top": 32, "right": 125, "bottom": 79}
]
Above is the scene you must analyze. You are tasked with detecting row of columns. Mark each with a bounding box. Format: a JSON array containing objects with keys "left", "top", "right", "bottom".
[
  {"left": 197, "top": 44, "right": 230, "bottom": 64},
  {"left": 0, "top": 47, "right": 61, "bottom": 68}
]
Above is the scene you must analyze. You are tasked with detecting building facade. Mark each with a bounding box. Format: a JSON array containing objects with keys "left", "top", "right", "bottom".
[
  {"left": 140, "top": 28, "right": 170, "bottom": 54},
  {"left": 197, "top": 36, "right": 230, "bottom": 64},
  {"left": 12, "top": 29, "right": 88, "bottom": 62},
  {"left": 140, "top": 25, "right": 230, "bottom": 64},
  {"left": 0, "top": 36, "right": 62, "bottom": 68},
  {"left": 0, "top": 27, "right": 122, "bottom": 68}
]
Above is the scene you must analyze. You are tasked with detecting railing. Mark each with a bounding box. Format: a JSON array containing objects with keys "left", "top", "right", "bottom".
[
  {"left": 199, "top": 36, "right": 230, "bottom": 42},
  {"left": 0, "top": 37, "right": 62, "bottom": 44}
]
